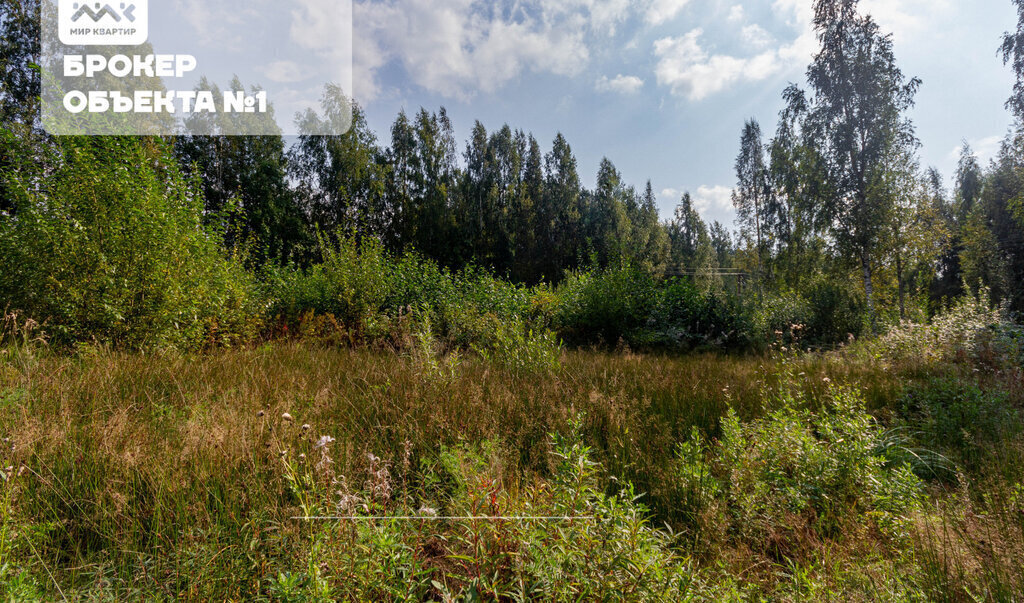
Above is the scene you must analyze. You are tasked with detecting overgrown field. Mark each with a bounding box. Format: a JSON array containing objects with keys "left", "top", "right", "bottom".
[{"left": 0, "top": 319, "right": 1022, "bottom": 600}]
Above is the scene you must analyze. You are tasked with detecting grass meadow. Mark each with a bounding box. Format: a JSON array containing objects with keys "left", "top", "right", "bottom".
[{"left": 0, "top": 331, "right": 1021, "bottom": 600}]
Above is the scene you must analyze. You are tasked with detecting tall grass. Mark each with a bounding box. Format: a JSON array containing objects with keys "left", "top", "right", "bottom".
[{"left": 0, "top": 336, "right": 1020, "bottom": 599}]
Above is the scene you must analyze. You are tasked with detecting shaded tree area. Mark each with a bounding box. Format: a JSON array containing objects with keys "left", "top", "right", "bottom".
[
  {"left": 725, "top": 0, "right": 1024, "bottom": 326},
  {"left": 167, "top": 83, "right": 674, "bottom": 285},
  {"left": 0, "top": 0, "right": 41, "bottom": 215},
  {"left": 2, "top": 0, "right": 1024, "bottom": 341}
]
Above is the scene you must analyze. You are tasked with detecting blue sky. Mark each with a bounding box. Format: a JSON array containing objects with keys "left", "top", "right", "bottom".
[{"left": 350, "top": 0, "right": 1019, "bottom": 229}]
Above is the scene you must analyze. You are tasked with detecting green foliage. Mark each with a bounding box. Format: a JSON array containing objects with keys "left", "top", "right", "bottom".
[
  {"left": 555, "top": 266, "right": 751, "bottom": 351},
  {"left": 554, "top": 265, "right": 659, "bottom": 345},
  {"left": 677, "top": 385, "right": 925, "bottom": 557},
  {"left": 642, "top": 278, "right": 752, "bottom": 350},
  {"left": 264, "top": 235, "right": 542, "bottom": 354},
  {"left": 0, "top": 135, "right": 262, "bottom": 349},
  {"left": 899, "top": 379, "right": 1023, "bottom": 476},
  {"left": 872, "top": 292, "right": 1023, "bottom": 368},
  {"left": 756, "top": 280, "right": 865, "bottom": 346},
  {"left": 472, "top": 315, "right": 562, "bottom": 376}
]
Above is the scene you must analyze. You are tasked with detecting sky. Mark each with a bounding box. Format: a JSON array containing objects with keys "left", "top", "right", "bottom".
[{"left": 347, "top": 0, "right": 1020, "bottom": 229}]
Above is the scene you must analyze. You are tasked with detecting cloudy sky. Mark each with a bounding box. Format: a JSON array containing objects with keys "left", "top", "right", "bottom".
[{"left": 350, "top": 0, "right": 1018, "bottom": 228}]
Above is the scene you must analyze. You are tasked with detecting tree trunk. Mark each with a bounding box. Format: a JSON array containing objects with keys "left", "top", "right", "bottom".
[
  {"left": 896, "top": 252, "right": 906, "bottom": 320},
  {"left": 754, "top": 197, "right": 762, "bottom": 295},
  {"left": 861, "top": 249, "right": 875, "bottom": 332}
]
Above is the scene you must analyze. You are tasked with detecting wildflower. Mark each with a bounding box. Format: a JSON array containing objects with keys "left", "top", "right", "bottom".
[
  {"left": 418, "top": 506, "right": 438, "bottom": 517},
  {"left": 301, "top": 423, "right": 311, "bottom": 432},
  {"left": 298, "top": 453, "right": 306, "bottom": 462},
  {"left": 823, "top": 377, "right": 832, "bottom": 384},
  {"left": 281, "top": 412, "right": 294, "bottom": 423},
  {"left": 314, "top": 435, "right": 335, "bottom": 450},
  {"left": 257, "top": 410, "right": 265, "bottom": 418}
]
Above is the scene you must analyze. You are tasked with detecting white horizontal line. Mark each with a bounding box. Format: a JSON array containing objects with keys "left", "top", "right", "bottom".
[{"left": 291, "top": 516, "right": 597, "bottom": 521}]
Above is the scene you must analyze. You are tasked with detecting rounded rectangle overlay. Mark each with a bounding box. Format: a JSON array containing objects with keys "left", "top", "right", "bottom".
[{"left": 41, "top": 0, "right": 353, "bottom": 136}]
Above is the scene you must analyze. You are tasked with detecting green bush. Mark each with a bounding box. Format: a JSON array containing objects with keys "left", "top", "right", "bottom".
[
  {"left": 675, "top": 386, "right": 925, "bottom": 557},
  {"left": 554, "top": 265, "right": 660, "bottom": 345},
  {"left": 265, "top": 236, "right": 544, "bottom": 354},
  {"left": 755, "top": 281, "right": 864, "bottom": 347},
  {"left": 473, "top": 315, "right": 562, "bottom": 376},
  {"left": 803, "top": 280, "right": 865, "bottom": 343},
  {"left": 899, "top": 379, "right": 1022, "bottom": 477},
  {"left": 0, "top": 135, "right": 262, "bottom": 349},
  {"left": 641, "top": 278, "right": 753, "bottom": 350},
  {"left": 555, "top": 266, "right": 752, "bottom": 351}
]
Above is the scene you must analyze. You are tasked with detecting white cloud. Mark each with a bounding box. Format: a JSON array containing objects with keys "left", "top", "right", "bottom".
[
  {"left": 174, "top": 0, "right": 259, "bottom": 47},
  {"left": 654, "top": 29, "right": 787, "bottom": 100},
  {"left": 741, "top": 24, "right": 774, "bottom": 50},
  {"left": 861, "top": 0, "right": 952, "bottom": 42},
  {"left": 727, "top": 5, "right": 745, "bottom": 23},
  {"left": 659, "top": 186, "right": 736, "bottom": 222},
  {"left": 596, "top": 74, "right": 645, "bottom": 94},
  {"left": 694, "top": 185, "right": 734, "bottom": 215},
  {"left": 645, "top": 0, "right": 692, "bottom": 26},
  {"left": 353, "top": 0, "right": 603, "bottom": 101},
  {"left": 949, "top": 135, "right": 1004, "bottom": 165},
  {"left": 772, "top": 0, "right": 813, "bottom": 29},
  {"left": 652, "top": 0, "right": 820, "bottom": 101},
  {"left": 770, "top": 0, "right": 949, "bottom": 47},
  {"left": 537, "top": 0, "right": 633, "bottom": 36}
]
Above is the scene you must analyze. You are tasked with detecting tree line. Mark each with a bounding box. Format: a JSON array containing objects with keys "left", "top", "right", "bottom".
[
  {"left": 2, "top": 0, "right": 1024, "bottom": 330},
  {"left": 728, "top": 0, "right": 1024, "bottom": 321}
]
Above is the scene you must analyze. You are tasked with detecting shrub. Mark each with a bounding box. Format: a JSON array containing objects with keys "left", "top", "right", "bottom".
[
  {"left": 804, "top": 280, "right": 866, "bottom": 343},
  {"left": 0, "top": 136, "right": 262, "bottom": 349},
  {"left": 675, "top": 386, "right": 925, "bottom": 558},
  {"left": 264, "top": 236, "right": 544, "bottom": 355},
  {"left": 755, "top": 281, "right": 864, "bottom": 347},
  {"left": 642, "top": 278, "right": 753, "bottom": 350},
  {"left": 472, "top": 315, "right": 562, "bottom": 376},
  {"left": 554, "top": 265, "right": 660, "bottom": 345},
  {"left": 277, "top": 419, "right": 695, "bottom": 600},
  {"left": 555, "top": 266, "right": 753, "bottom": 351},
  {"left": 754, "top": 291, "right": 813, "bottom": 346},
  {"left": 871, "top": 292, "right": 1023, "bottom": 369}
]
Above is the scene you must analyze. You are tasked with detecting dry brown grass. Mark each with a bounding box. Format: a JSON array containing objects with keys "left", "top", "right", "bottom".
[{"left": 0, "top": 342, "right": 1019, "bottom": 599}]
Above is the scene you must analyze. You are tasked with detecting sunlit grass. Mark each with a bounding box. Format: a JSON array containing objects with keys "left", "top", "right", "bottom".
[{"left": 0, "top": 342, "right": 1020, "bottom": 599}]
